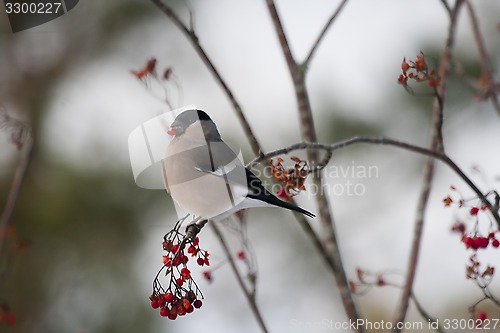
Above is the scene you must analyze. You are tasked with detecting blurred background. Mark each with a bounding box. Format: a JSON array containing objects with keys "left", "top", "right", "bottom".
[{"left": 1, "top": 0, "right": 499, "bottom": 332}]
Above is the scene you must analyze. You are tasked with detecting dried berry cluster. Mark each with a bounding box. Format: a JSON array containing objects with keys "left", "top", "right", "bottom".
[
  {"left": 270, "top": 156, "right": 309, "bottom": 201},
  {"left": 348, "top": 268, "right": 389, "bottom": 294},
  {"left": 150, "top": 230, "right": 209, "bottom": 320},
  {"left": 397, "top": 52, "right": 440, "bottom": 89},
  {"left": 466, "top": 254, "right": 494, "bottom": 288},
  {"left": 200, "top": 250, "right": 247, "bottom": 283},
  {"left": 131, "top": 57, "right": 173, "bottom": 81}
]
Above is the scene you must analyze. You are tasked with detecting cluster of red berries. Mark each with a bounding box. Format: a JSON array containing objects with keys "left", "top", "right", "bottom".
[
  {"left": 270, "top": 156, "right": 309, "bottom": 201},
  {"left": 444, "top": 186, "right": 500, "bottom": 251},
  {"left": 149, "top": 290, "right": 203, "bottom": 320},
  {"left": 162, "top": 237, "right": 210, "bottom": 268},
  {"left": 397, "top": 52, "right": 440, "bottom": 89},
  {"left": 462, "top": 232, "right": 499, "bottom": 251},
  {"left": 151, "top": 233, "right": 209, "bottom": 320}
]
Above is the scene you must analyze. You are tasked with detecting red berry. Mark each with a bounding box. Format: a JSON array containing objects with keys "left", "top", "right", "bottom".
[
  {"left": 472, "top": 237, "right": 483, "bottom": 250},
  {"left": 492, "top": 239, "right": 500, "bottom": 248},
  {"left": 171, "top": 244, "right": 179, "bottom": 253},
  {"left": 177, "top": 305, "right": 187, "bottom": 316},
  {"left": 476, "top": 312, "right": 487, "bottom": 327},
  {"left": 193, "top": 300, "right": 203, "bottom": 309},
  {"left": 277, "top": 188, "right": 287, "bottom": 198},
  {"left": 182, "top": 298, "right": 191, "bottom": 309},
  {"left": 479, "top": 237, "right": 489, "bottom": 249},
  {"left": 151, "top": 299, "right": 160, "bottom": 309},
  {"left": 168, "top": 313, "right": 177, "bottom": 320},
  {"left": 176, "top": 278, "right": 184, "bottom": 286},
  {"left": 197, "top": 257, "right": 205, "bottom": 266},
  {"left": 187, "top": 245, "right": 197, "bottom": 254},
  {"left": 172, "top": 257, "right": 182, "bottom": 266},
  {"left": 463, "top": 236, "right": 474, "bottom": 249},
  {"left": 164, "top": 292, "right": 174, "bottom": 303},
  {"left": 159, "top": 307, "right": 170, "bottom": 317},
  {"left": 186, "top": 305, "right": 194, "bottom": 313},
  {"left": 236, "top": 251, "right": 246, "bottom": 260},
  {"left": 488, "top": 232, "right": 496, "bottom": 239},
  {"left": 181, "top": 254, "right": 189, "bottom": 265},
  {"left": 470, "top": 207, "right": 479, "bottom": 215},
  {"left": 476, "top": 312, "right": 487, "bottom": 320}
]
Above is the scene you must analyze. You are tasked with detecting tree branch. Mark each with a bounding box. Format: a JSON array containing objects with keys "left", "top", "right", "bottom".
[
  {"left": 264, "top": 0, "right": 362, "bottom": 328},
  {"left": 247, "top": 137, "right": 500, "bottom": 227},
  {"left": 150, "top": 0, "right": 262, "bottom": 155},
  {"left": 210, "top": 222, "right": 268, "bottom": 333},
  {"left": 464, "top": 0, "right": 500, "bottom": 116},
  {"left": 303, "top": 0, "right": 349, "bottom": 68}
]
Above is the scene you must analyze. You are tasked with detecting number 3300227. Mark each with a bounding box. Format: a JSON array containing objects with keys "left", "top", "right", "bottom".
[{"left": 5, "top": 2, "right": 63, "bottom": 14}]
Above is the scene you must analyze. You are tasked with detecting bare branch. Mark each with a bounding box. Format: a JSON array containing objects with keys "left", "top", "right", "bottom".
[
  {"left": 264, "top": 0, "right": 362, "bottom": 327},
  {"left": 303, "top": 0, "right": 349, "bottom": 68},
  {"left": 439, "top": 0, "right": 452, "bottom": 16},
  {"left": 210, "top": 222, "right": 268, "bottom": 333},
  {"left": 150, "top": 0, "right": 262, "bottom": 155},
  {"left": 248, "top": 137, "right": 500, "bottom": 227},
  {"left": 465, "top": 0, "right": 500, "bottom": 116},
  {"left": 393, "top": 1, "right": 464, "bottom": 329}
]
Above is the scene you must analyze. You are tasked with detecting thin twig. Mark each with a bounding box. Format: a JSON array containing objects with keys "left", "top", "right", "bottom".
[
  {"left": 150, "top": 0, "right": 262, "bottom": 155},
  {"left": 210, "top": 222, "right": 268, "bottom": 333},
  {"left": 439, "top": 0, "right": 452, "bottom": 16},
  {"left": 464, "top": 0, "right": 500, "bottom": 116},
  {"left": 303, "top": 0, "right": 349, "bottom": 68}
]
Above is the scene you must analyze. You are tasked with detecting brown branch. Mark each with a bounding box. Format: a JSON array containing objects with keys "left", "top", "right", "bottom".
[
  {"left": 392, "top": 2, "right": 464, "bottom": 330},
  {"left": 264, "top": 0, "right": 362, "bottom": 328},
  {"left": 411, "top": 293, "right": 445, "bottom": 333},
  {"left": 210, "top": 222, "right": 268, "bottom": 333},
  {"left": 0, "top": 138, "right": 34, "bottom": 257},
  {"left": 150, "top": 0, "right": 262, "bottom": 156},
  {"left": 248, "top": 137, "right": 500, "bottom": 227},
  {"left": 465, "top": 0, "right": 500, "bottom": 116},
  {"left": 303, "top": 0, "right": 349, "bottom": 68},
  {"left": 439, "top": 0, "right": 452, "bottom": 16}
]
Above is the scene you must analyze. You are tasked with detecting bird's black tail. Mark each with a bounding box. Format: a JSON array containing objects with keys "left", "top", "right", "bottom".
[{"left": 246, "top": 169, "right": 315, "bottom": 218}]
